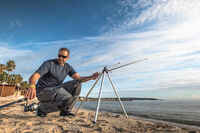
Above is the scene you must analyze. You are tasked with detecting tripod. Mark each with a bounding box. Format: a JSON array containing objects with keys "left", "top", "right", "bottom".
[
  {"left": 75, "top": 66, "right": 128, "bottom": 123},
  {"left": 75, "top": 58, "right": 147, "bottom": 123}
]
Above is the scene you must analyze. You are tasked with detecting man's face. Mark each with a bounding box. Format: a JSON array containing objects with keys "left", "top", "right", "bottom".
[{"left": 57, "top": 50, "right": 69, "bottom": 65}]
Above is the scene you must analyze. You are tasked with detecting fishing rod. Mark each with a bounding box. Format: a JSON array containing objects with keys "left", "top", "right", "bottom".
[
  {"left": 0, "top": 97, "right": 38, "bottom": 112},
  {"left": 107, "top": 58, "right": 148, "bottom": 72},
  {"left": 0, "top": 98, "right": 26, "bottom": 110}
]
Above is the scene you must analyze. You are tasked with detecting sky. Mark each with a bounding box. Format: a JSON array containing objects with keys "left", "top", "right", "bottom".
[{"left": 0, "top": 0, "right": 200, "bottom": 100}]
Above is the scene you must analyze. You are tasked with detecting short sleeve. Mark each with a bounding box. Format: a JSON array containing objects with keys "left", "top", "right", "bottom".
[
  {"left": 35, "top": 61, "right": 50, "bottom": 77},
  {"left": 68, "top": 64, "right": 76, "bottom": 77}
]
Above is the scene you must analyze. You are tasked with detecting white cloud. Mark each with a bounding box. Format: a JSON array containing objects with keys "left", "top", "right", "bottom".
[
  {"left": 0, "top": 46, "right": 31, "bottom": 60},
  {"left": 131, "top": 0, "right": 200, "bottom": 25}
]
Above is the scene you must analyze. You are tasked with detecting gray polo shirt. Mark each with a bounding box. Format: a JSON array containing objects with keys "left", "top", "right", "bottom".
[{"left": 35, "top": 59, "right": 76, "bottom": 93}]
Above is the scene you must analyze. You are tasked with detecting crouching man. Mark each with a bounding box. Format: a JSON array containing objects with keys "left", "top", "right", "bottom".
[{"left": 25, "top": 48, "right": 99, "bottom": 117}]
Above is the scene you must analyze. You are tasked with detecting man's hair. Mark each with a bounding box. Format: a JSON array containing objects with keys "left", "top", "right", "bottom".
[{"left": 59, "top": 48, "right": 70, "bottom": 56}]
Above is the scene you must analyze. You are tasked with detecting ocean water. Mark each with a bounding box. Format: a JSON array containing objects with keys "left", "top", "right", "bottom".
[{"left": 76, "top": 100, "right": 200, "bottom": 126}]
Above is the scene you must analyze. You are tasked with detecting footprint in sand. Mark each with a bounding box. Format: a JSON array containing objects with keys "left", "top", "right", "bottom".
[
  {"left": 80, "top": 116, "right": 86, "bottom": 119},
  {"left": 97, "top": 119, "right": 109, "bottom": 123},
  {"left": 75, "top": 119, "right": 85, "bottom": 123},
  {"left": 78, "top": 112, "right": 85, "bottom": 116},
  {"left": 80, "top": 123, "right": 92, "bottom": 128},
  {"left": 18, "top": 122, "right": 26, "bottom": 127},
  {"left": 113, "top": 114, "right": 121, "bottom": 118},
  {"left": 113, "top": 126, "right": 127, "bottom": 132},
  {"left": 55, "top": 117, "right": 67, "bottom": 122},
  {"left": 50, "top": 125, "right": 64, "bottom": 133},
  {"left": 100, "top": 123, "right": 107, "bottom": 127}
]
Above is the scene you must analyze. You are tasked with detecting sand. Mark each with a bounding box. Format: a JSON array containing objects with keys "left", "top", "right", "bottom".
[{"left": 0, "top": 96, "right": 200, "bottom": 133}]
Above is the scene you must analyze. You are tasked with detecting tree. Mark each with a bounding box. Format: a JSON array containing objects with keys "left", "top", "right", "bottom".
[
  {"left": 0, "top": 71, "right": 8, "bottom": 83},
  {"left": 20, "top": 81, "right": 29, "bottom": 90},
  {"left": 6, "top": 60, "right": 16, "bottom": 72},
  {"left": 0, "top": 64, "right": 6, "bottom": 74},
  {"left": 0, "top": 60, "right": 28, "bottom": 96},
  {"left": 0, "top": 60, "right": 25, "bottom": 87},
  {"left": 6, "top": 60, "right": 16, "bottom": 85},
  {"left": 7, "top": 74, "right": 15, "bottom": 85},
  {"left": 13, "top": 74, "right": 23, "bottom": 84}
]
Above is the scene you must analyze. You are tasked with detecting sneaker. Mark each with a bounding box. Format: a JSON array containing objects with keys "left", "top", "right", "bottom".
[
  {"left": 37, "top": 108, "right": 47, "bottom": 117},
  {"left": 60, "top": 111, "right": 75, "bottom": 117}
]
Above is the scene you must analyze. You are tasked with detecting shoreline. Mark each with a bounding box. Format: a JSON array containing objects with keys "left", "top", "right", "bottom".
[
  {"left": 81, "top": 108, "right": 200, "bottom": 130},
  {"left": 77, "top": 100, "right": 200, "bottom": 128},
  {"left": 126, "top": 112, "right": 200, "bottom": 127},
  {"left": 131, "top": 114, "right": 200, "bottom": 131},
  {"left": 0, "top": 96, "right": 200, "bottom": 133}
]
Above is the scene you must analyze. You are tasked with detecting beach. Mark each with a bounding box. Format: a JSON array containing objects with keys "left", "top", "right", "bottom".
[{"left": 0, "top": 96, "right": 200, "bottom": 133}]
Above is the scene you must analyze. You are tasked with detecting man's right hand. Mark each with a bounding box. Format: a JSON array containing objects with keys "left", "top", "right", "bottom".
[{"left": 25, "top": 85, "right": 36, "bottom": 100}]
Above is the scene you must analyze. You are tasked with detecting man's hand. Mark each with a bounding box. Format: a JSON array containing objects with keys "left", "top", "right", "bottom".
[
  {"left": 91, "top": 72, "right": 99, "bottom": 80},
  {"left": 25, "top": 85, "right": 36, "bottom": 100},
  {"left": 72, "top": 72, "right": 99, "bottom": 83}
]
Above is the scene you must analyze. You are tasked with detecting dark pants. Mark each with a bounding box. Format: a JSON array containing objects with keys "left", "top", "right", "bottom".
[{"left": 37, "top": 80, "right": 81, "bottom": 113}]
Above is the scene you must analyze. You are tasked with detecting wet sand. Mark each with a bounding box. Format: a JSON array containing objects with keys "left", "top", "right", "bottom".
[{"left": 0, "top": 96, "right": 200, "bottom": 133}]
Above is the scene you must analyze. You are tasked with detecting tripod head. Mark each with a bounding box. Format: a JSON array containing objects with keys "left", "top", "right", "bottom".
[{"left": 102, "top": 66, "right": 109, "bottom": 73}]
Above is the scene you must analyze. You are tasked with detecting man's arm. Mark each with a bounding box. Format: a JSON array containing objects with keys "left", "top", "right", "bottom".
[
  {"left": 26, "top": 60, "right": 50, "bottom": 100},
  {"left": 29, "top": 72, "right": 40, "bottom": 85},
  {"left": 25, "top": 73, "right": 40, "bottom": 100},
  {"left": 71, "top": 72, "right": 99, "bottom": 83}
]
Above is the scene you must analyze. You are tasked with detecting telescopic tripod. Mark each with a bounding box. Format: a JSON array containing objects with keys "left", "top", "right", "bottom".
[{"left": 75, "top": 58, "right": 147, "bottom": 123}]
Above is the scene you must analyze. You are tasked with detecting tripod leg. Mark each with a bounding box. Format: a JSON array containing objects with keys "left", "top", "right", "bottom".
[
  {"left": 94, "top": 72, "right": 105, "bottom": 123},
  {"left": 106, "top": 72, "right": 128, "bottom": 118},
  {"left": 75, "top": 73, "right": 102, "bottom": 115}
]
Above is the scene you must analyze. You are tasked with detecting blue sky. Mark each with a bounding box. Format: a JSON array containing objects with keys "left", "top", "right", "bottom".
[{"left": 1, "top": 0, "right": 200, "bottom": 100}]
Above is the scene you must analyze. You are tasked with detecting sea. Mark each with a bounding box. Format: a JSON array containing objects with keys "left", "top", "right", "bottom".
[{"left": 75, "top": 100, "right": 200, "bottom": 127}]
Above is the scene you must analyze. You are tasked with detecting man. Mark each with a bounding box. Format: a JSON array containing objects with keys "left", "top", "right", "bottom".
[{"left": 25, "top": 48, "right": 99, "bottom": 117}]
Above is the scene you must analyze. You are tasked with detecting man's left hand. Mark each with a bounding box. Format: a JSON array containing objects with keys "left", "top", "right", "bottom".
[{"left": 91, "top": 72, "right": 99, "bottom": 80}]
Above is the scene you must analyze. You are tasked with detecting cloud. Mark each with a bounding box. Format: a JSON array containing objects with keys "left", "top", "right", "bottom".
[
  {"left": 0, "top": 45, "right": 37, "bottom": 79},
  {"left": 0, "top": 45, "right": 31, "bottom": 60},
  {"left": 125, "top": 0, "right": 200, "bottom": 25}
]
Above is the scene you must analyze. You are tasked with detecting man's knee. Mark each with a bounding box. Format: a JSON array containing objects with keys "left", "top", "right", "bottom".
[
  {"left": 60, "top": 79, "right": 81, "bottom": 96},
  {"left": 73, "top": 80, "right": 82, "bottom": 96},
  {"left": 75, "top": 79, "right": 81, "bottom": 88},
  {"left": 37, "top": 87, "right": 57, "bottom": 102}
]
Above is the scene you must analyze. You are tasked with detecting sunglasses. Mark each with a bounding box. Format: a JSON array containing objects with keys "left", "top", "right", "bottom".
[{"left": 58, "top": 54, "right": 68, "bottom": 58}]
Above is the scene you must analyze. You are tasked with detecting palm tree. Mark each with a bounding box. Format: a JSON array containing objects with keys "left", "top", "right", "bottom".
[
  {"left": 20, "top": 81, "right": 29, "bottom": 95},
  {"left": 0, "top": 64, "right": 6, "bottom": 74},
  {"left": 6, "top": 60, "right": 16, "bottom": 85},
  {"left": 6, "top": 60, "right": 16, "bottom": 72},
  {"left": 0, "top": 72, "right": 5, "bottom": 83},
  {"left": 0, "top": 71, "right": 8, "bottom": 84},
  {"left": 20, "top": 81, "right": 29, "bottom": 89},
  {"left": 14, "top": 74, "right": 23, "bottom": 84},
  {"left": 10, "top": 74, "right": 16, "bottom": 85},
  {"left": 0, "top": 64, "right": 7, "bottom": 85}
]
